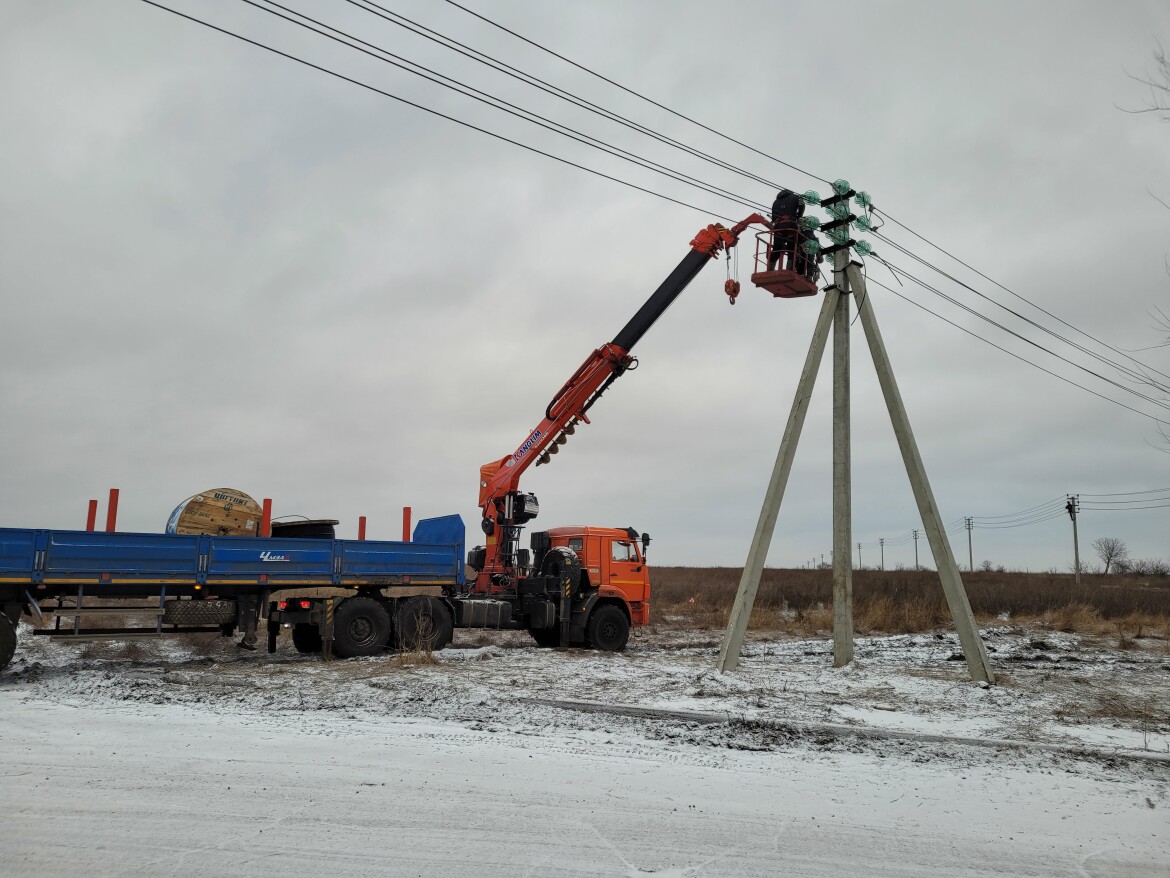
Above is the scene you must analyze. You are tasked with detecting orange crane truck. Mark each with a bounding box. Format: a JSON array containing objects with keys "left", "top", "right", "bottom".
[{"left": 455, "top": 213, "right": 779, "bottom": 650}]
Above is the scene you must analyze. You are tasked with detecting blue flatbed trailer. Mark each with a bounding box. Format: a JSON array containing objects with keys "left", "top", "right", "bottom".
[{"left": 0, "top": 516, "right": 467, "bottom": 669}]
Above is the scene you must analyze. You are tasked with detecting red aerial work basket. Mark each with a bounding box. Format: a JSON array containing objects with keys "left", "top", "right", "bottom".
[{"left": 750, "top": 223, "right": 820, "bottom": 298}]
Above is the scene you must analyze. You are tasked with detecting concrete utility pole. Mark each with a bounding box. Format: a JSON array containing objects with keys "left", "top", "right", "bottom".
[
  {"left": 879, "top": 537, "right": 885, "bottom": 571},
  {"left": 717, "top": 184, "right": 993, "bottom": 684},
  {"left": 1066, "top": 495, "right": 1081, "bottom": 585},
  {"left": 831, "top": 250, "right": 854, "bottom": 668},
  {"left": 965, "top": 517, "right": 974, "bottom": 572},
  {"left": 716, "top": 288, "right": 840, "bottom": 673},
  {"left": 857, "top": 542, "right": 862, "bottom": 568}
]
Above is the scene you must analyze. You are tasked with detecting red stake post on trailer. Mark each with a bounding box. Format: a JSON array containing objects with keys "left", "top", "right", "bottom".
[
  {"left": 260, "top": 499, "right": 272, "bottom": 538},
  {"left": 85, "top": 499, "right": 98, "bottom": 532},
  {"left": 358, "top": 516, "right": 367, "bottom": 541},
  {"left": 104, "top": 489, "right": 119, "bottom": 533},
  {"left": 402, "top": 506, "right": 411, "bottom": 542}
]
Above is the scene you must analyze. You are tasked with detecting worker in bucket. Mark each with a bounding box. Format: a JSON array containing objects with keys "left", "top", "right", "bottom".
[{"left": 769, "top": 188, "right": 804, "bottom": 271}]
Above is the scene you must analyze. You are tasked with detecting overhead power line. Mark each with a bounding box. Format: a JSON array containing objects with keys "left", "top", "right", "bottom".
[
  {"left": 872, "top": 263, "right": 1170, "bottom": 422},
  {"left": 441, "top": 0, "right": 1169, "bottom": 410},
  {"left": 1081, "top": 486, "right": 1170, "bottom": 497},
  {"left": 139, "top": 0, "right": 740, "bottom": 221},
  {"left": 1080, "top": 501, "right": 1170, "bottom": 511},
  {"left": 439, "top": 0, "right": 831, "bottom": 186},
  {"left": 344, "top": 0, "right": 798, "bottom": 195},
  {"left": 147, "top": 0, "right": 1164, "bottom": 438},
  {"left": 968, "top": 497, "right": 1066, "bottom": 520},
  {"left": 241, "top": 0, "right": 771, "bottom": 213},
  {"left": 875, "top": 230, "right": 1170, "bottom": 391},
  {"left": 874, "top": 209, "right": 1170, "bottom": 386}
]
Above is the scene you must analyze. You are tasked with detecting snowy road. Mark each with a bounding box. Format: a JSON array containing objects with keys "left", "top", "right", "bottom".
[{"left": 2, "top": 695, "right": 1167, "bottom": 877}]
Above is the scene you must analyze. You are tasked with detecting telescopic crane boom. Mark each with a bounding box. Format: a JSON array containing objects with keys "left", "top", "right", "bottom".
[{"left": 473, "top": 213, "right": 771, "bottom": 592}]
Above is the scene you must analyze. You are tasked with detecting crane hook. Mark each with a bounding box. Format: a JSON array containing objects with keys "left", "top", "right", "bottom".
[{"left": 724, "top": 278, "right": 741, "bottom": 304}]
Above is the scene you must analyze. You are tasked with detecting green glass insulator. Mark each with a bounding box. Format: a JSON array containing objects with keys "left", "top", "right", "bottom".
[
  {"left": 827, "top": 202, "right": 850, "bottom": 220},
  {"left": 855, "top": 215, "right": 873, "bottom": 231},
  {"left": 800, "top": 190, "right": 821, "bottom": 205},
  {"left": 833, "top": 178, "right": 851, "bottom": 195},
  {"left": 799, "top": 215, "right": 821, "bottom": 231},
  {"left": 827, "top": 227, "right": 849, "bottom": 245},
  {"left": 801, "top": 238, "right": 821, "bottom": 254},
  {"left": 855, "top": 191, "right": 873, "bottom": 208},
  {"left": 854, "top": 240, "right": 873, "bottom": 256}
]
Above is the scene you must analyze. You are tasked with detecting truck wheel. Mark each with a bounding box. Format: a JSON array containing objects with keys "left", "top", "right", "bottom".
[
  {"left": 586, "top": 605, "right": 629, "bottom": 652},
  {"left": 529, "top": 628, "right": 560, "bottom": 648},
  {"left": 428, "top": 598, "right": 454, "bottom": 650},
  {"left": 332, "top": 597, "right": 392, "bottom": 658},
  {"left": 0, "top": 614, "right": 16, "bottom": 673},
  {"left": 291, "top": 623, "right": 323, "bottom": 654},
  {"left": 396, "top": 596, "right": 453, "bottom": 651}
]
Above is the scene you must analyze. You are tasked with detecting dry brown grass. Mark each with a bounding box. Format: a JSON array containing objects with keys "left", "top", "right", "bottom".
[
  {"left": 650, "top": 567, "right": 1170, "bottom": 635},
  {"left": 1085, "top": 692, "right": 1168, "bottom": 725}
]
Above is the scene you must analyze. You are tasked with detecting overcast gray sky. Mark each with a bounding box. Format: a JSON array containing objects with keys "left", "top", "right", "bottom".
[{"left": 2, "top": 0, "right": 1168, "bottom": 572}]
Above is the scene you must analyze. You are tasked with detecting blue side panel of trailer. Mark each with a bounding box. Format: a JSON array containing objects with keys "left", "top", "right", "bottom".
[
  {"left": 0, "top": 515, "right": 465, "bottom": 587},
  {"left": 44, "top": 531, "right": 202, "bottom": 578},
  {"left": 0, "top": 529, "right": 38, "bottom": 575},
  {"left": 207, "top": 537, "right": 335, "bottom": 580}
]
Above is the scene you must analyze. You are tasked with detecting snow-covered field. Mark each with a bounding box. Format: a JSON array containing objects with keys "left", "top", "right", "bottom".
[{"left": 2, "top": 622, "right": 1168, "bottom": 876}]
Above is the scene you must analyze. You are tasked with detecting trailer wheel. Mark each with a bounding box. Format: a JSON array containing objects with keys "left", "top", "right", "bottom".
[
  {"left": 332, "top": 597, "right": 392, "bottom": 658},
  {"left": 0, "top": 614, "right": 16, "bottom": 673},
  {"left": 529, "top": 628, "right": 560, "bottom": 648},
  {"left": 291, "top": 623, "right": 323, "bottom": 655},
  {"left": 586, "top": 604, "right": 629, "bottom": 652},
  {"left": 396, "top": 596, "right": 453, "bottom": 651}
]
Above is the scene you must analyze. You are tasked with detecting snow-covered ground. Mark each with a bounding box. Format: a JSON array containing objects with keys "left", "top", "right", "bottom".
[{"left": 2, "top": 623, "right": 1168, "bottom": 876}]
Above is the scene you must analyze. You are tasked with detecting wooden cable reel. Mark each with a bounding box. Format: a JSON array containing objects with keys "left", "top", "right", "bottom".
[{"left": 165, "top": 488, "right": 263, "bottom": 536}]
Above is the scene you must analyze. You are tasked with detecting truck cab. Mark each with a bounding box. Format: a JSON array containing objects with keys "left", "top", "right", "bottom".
[{"left": 545, "top": 526, "right": 651, "bottom": 628}]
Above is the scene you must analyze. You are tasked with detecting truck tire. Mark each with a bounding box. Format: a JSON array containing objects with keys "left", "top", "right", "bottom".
[
  {"left": 396, "top": 596, "right": 453, "bottom": 651},
  {"left": 0, "top": 614, "right": 15, "bottom": 673},
  {"left": 332, "top": 597, "right": 392, "bottom": 658},
  {"left": 586, "top": 604, "right": 629, "bottom": 652},
  {"left": 291, "top": 623, "right": 323, "bottom": 654}
]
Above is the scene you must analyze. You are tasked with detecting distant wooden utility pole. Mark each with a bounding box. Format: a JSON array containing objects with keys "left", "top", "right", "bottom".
[{"left": 718, "top": 184, "right": 993, "bottom": 684}]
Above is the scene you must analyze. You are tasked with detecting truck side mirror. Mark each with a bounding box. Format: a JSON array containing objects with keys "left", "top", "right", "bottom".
[{"left": 641, "top": 532, "right": 651, "bottom": 558}]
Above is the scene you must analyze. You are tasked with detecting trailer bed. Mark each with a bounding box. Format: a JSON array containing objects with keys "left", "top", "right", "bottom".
[{"left": 0, "top": 515, "right": 465, "bottom": 601}]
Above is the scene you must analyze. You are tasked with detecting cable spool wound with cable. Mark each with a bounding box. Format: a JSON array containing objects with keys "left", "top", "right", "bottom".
[{"left": 165, "top": 488, "right": 263, "bottom": 535}]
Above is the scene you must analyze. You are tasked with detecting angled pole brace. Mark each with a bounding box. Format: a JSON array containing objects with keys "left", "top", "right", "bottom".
[{"left": 846, "top": 262, "right": 995, "bottom": 684}]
